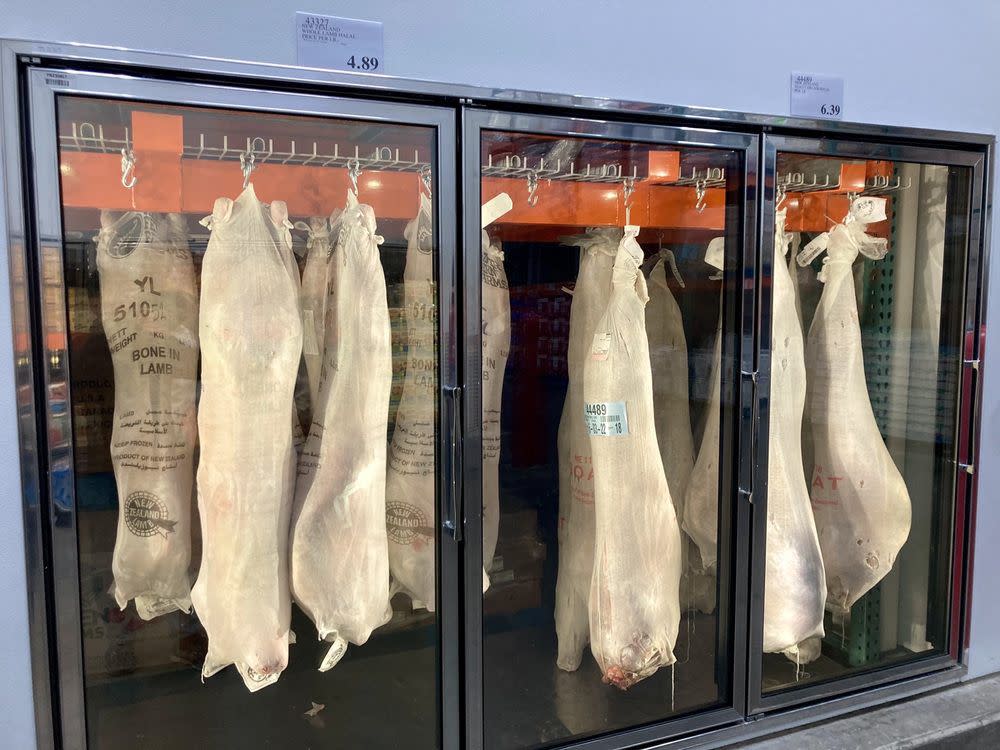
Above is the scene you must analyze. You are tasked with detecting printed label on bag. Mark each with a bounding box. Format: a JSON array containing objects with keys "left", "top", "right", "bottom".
[
  {"left": 123, "top": 491, "right": 176, "bottom": 538},
  {"left": 237, "top": 662, "right": 281, "bottom": 692},
  {"left": 705, "top": 237, "right": 725, "bottom": 271},
  {"left": 849, "top": 196, "right": 888, "bottom": 225},
  {"left": 301, "top": 308, "right": 320, "bottom": 356},
  {"left": 319, "top": 637, "right": 348, "bottom": 672},
  {"left": 798, "top": 233, "right": 829, "bottom": 267},
  {"left": 584, "top": 401, "right": 629, "bottom": 437},
  {"left": 591, "top": 332, "right": 611, "bottom": 361},
  {"left": 386, "top": 501, "right": 432, "bottom": 544},
  {"left": 135, "top": 596, "right": 180, "bottom": 620}
]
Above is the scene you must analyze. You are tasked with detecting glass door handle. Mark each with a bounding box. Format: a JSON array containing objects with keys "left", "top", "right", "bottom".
[
  {"left": 739, "top": 367, "right": 758, "bottom": 501},
  {"left": 443, "top": 384, "right": 464, "bottom": 541}
]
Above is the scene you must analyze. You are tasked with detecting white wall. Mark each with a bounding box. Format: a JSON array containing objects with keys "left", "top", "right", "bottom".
[{"left": 2, "top": 1, "right": 1000, "bottom": 746}]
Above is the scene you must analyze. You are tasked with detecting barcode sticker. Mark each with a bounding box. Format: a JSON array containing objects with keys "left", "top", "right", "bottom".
[
  {"left": 584, "top": 401, "right": 629, "bottom": 437},
  {"left": 45, "top": 72, "right": 71, "bottom": 88}
]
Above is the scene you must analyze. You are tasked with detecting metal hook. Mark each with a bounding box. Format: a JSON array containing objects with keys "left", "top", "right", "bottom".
[
  {"left": 776, "top": 180, "right": 788, "bottom": 210},
  {"left": 240, "top": 151, "right": 255, "bottom": 189},
  {"left": 418, "top": 164, "right": 433, "bottom": 198},
  {"left": 120, "top": 147, "right": 137, "bottom": 189},
  {"left": 526, "top": 169, "right": 540, "bottom": 207},
  {"left": 348, "top": 158, "right": 362, "bottom": 196},
  {"left": 695, "top": 178, "right": 707, "bottom": 213},
  {"left": 240, "top": 137, "right": 265, "bottom": 190},
  {"left": 622, "top": 175, "right": 636, "bottom": 224}
]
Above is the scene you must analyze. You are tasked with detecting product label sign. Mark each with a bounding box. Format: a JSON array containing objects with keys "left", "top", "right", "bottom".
[
  {"left": 790, "top": 73, "right": 844, "bottom": 120},
  {"left": 584, "top": 401, "right": 629, "bottom": 437},
  {"left": 296, "top": 12, "right": 383, "bottom": 73}
]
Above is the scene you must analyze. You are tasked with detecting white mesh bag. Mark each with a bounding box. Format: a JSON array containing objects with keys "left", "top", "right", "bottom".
[
  {"left": 290, "top": 190, "right": 392, "bottom": 671},
  {"left": 644, "top": 253, "right": 716, "bottom": 613},
  {"left": 296, "top": 211, "right": 341, "bottom": 410},
  {"left": 554, "top": 227, "right": 617, "bottom": 671},
  {"left": 800, "top": 197, "right": 912, "bottom": 619},
  {"left": 763, "top": 209, "right": 826, "bottom": 661},
  {"left": 97, "top": 211, "right": 198, "bottom": 620},
  {"left": 584, "top": 227, "right": 682, "bottom": 689},
  {"left": 481, "top": 230, "right": 511, "bottom": 589},
  {"left": 683, "top": 313, "right": 722, "bottom": 573},
  {"left": 386, "top": 194, "right": 439, "bottom": 610},
  {"left": 192, "top": 185, "right": 302, "bottom": 691}
]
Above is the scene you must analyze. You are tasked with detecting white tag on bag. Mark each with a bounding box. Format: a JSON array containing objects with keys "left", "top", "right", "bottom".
[
  {"left": 848, "top": 195, "right": 887, "bottom": 224},
  {"left": 798, "top": 232, "right": 830, "bottom": 266},
  {"left": 705, "top": 236, "right": 725, "bottom": 270},
  {"left": 584, "top": 401, "right": 629, "bottom": 437},
  {"left": 591, "top": 331, "right": 611, "bottom": 361}
]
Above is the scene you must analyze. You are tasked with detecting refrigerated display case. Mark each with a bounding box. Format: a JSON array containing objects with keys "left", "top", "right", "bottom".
[
  {"left": 0, "top": 40, "right": 990, "bottom": 750},
  {"left": 4, "top": 57, "right": 461, "bottom": 750},
  {"left": 463, "top": 113, "right": 756, "bottom": 749},
  {"left": 749, "top": 138, "right": 985, "bottom": 713}
]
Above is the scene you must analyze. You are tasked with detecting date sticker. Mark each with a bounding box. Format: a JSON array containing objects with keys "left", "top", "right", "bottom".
[{"left": 584, "top": 401, "right": 629, "bottom": 437}]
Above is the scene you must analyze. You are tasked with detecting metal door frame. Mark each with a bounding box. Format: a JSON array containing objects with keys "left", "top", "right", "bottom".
[
  {"left": 461, "top": 107, "right": 759, "bottom": 750},
  {"left": 7, "top": 61, "right": 462, "bottom": 750},
  {"left": 747, "top": 134, "right": 989, "bottom": 715}
]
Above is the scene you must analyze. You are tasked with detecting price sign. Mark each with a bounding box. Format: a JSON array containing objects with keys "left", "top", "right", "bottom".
[
  {"left": 790, "top": 73, "right": 844, "bottom": 121},
  {"left": 296, "top": 12, "right": 383, "bottom": 73}
]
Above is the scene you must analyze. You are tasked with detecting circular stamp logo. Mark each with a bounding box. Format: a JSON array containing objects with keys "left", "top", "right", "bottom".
[
  {"left": 245, "top": 665, "right": 270, "bottom": 683},
  {"left": 123, "top": 491, "right": 176, "bottom": 538},
  {"left": 386, "top": 501, "right": 428, "bottom": 545},
  {"left": 417, "top": 225, "right": 433, "bottom": 255}
]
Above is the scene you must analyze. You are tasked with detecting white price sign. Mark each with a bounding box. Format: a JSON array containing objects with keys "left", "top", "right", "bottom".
[
  {"left": 790, "top": 73, "right": 844, "bottom": 120},
  {"left": 296, "top": 12, "right": 383, "bottom": 73}
]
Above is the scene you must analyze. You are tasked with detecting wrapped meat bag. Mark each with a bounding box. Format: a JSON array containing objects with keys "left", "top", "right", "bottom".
[
  {"left": 554, "top": 227, "right": 617, "bottom": 672},
  {"left": 644, "top": 253, "right": 716, "bottom": 613},
  {"left": 683, "top": 310, "right": 722, "bottom": 573},
  {"left": 800, "top": 196, "right": 911, "bottom": 619},
  {"left": 296, "top": 211, "right": 341, "bottom": 410},
  {"left": 386, "top": 194, "right": 439, "bottom": 610},
  {"left": 584, "top": 227, "right": 682, "bottom": 689},
  {"left": 192, "top": 185, "right": 302, "bottom": 691},
  {"left": 646, "top": 255, "right": 694, "bottom": 519},
  {"left": 481, "top": 231, "right": 511, "bottom": 588},
  {"left": 97, "top": 211, "right": 198, "bottom": 620},
  {"left": 763, "top": 209, "right": 826, "bottom": 662},
  {"left": 682, "top": 238, "right": 725, "bottom": 578},
  {"left": 291, "top": 191, "right": 392, "bottom": 671}
]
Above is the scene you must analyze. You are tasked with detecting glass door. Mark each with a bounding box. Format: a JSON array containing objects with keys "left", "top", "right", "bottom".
[
  {"left": 750, "top": 135, "right": 985, "bottom": 711},
  {"left": 462, "top": 111, "right": 757, "bottom": 749},
  {"left": 23, "top": 68, "right": 459, "bottom": 749}
]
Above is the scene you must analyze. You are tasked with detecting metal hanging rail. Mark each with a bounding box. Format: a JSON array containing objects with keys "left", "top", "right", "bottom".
[
  {"left": 861, "top": 174, "right": 913, "bottom": 196},
  {"left": 480, "top": 154, "right": 638, "bottom": 184},
  {"left": 674, "top": 166, "right": 727, "bottom": 189},
  {"left": 58, "top": 122, "right": 131, "bottom": 153},
  {"left": 57, "top": 122, "right": 433, "bottom": 174},
  {"left": 778, "top": 171, "right": 840, "bottom": 194}
]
